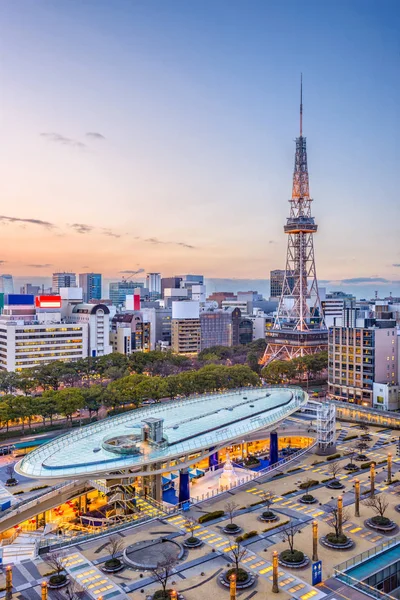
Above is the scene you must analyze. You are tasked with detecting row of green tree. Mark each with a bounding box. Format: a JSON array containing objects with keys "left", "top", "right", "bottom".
[
  {"left": 260, "top": 351, "right": 328, "bottom": 384},
  {"left": 0, "top": 364, "right": 260, "bottom": 431}
]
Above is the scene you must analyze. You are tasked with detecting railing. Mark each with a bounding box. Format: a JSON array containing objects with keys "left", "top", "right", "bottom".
[
  {"left": 334, "top": 535, "right": 400, "bottom": 573},
  {"left": 335, "top": 572, "right": 397, "bottom": 600},
  {"left": 190, "top": 440, "right": 316, "bottom": 504}
]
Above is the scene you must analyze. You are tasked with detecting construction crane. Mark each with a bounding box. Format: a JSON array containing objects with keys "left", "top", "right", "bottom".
[{"left": 121, "top": 268, "right": 144, "bottom": 282}]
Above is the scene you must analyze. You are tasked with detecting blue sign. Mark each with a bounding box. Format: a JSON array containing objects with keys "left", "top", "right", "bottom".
[
  {"left": 182, "top": 501, "right": 191, "bottom": 512},
  {"left": 312, "top": 560, "right": 322, "bottom": 585}
]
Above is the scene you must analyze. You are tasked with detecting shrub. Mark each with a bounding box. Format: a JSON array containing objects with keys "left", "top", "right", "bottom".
[
  {"left": 104, "top": 558, "right": 121, "bottom": 569},
  {"left": 280, "top": 549, "right": 304, "bottom": 563},
  {"left": 186, "top": 536, "right": 200, "bottom": 544},
  {"left": 377, "top": 459, "right": 387, "bottom": 465},
  {"left": 322, "top": 477, "right": 334, "bottom": 483},
  {"left": 49, "top": 574, "right": 67, "bottom": 586},
  {"left": 153, "top": 591, "right": 173, "bottom": 600},
  {"left": 299, "top": 480, "right": 318, "bottom": 489},
  {"left": 263, "top": 520, "right": 289, "bottom": 533},
  {"left": 235, "top": 530, "right": 258, "bottom": 543},
  {"left": 343, "top": 435, "right": 358, "bottom": 441},
  {"left": 225, "top": 523, "right": 240, "bottom": 531},
  {"left": 370, "top": 516, "right": 392, "bottom": 526},
  {"left": 226, "top": 568, "right": 249, "bottom": 583},
  {"left": 30, "top": 485, "right": 49, "bottom": 492},
  {"left": 312, "top": 460, "right": 324, "bottom": 466},
  {"left": 198, "top": 510, "right": 225, "bottom": 523},
  {"left": 282, "top": 489, "right": 297, "bottom": 496},
  {"left": 287, "top": 467, "right": 301, "bottom": 473},
  {"left": 326, "top": 453, "right": 341, "bottom": 461},
  {"left": 360, "top": 461, "right": 373, "bottom": 470},
  {"left": 262, "top": 510, "right": 274, "bottom": 518},
  {"left": 13, "top": 491, "right": 24, "bottom": 495},
  {"left": 301, "top": 494, "right": 315, "bottom": 502}
]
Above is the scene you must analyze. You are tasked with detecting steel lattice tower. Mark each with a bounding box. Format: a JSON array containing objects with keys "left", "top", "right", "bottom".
[{"left": 262, "top": 77, "right": 327, "bottom": 365}]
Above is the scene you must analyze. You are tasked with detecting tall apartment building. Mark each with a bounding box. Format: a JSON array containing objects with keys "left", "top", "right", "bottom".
[
  {"left": 146, "top": 273, "right": 161, "bottom": 299},
  {"left": 322, "top": 292, "right": 356, "bottom": 328},
  {"left": 0, "top": 275, "right": 14, "bottom": 295},
  {"left": 109, "top": 280, "right": 144, "bottom": 306},
  {"left": 200, "top": 308, "right": 241, "bottom": 350},
  {"left": 79, "top": 273, "right": 102, "bottom": 302},
  {"left": 328, "top": 318, "right": 398, "bottom": 407},
  {"left": 269, "top": 269, "right": 294, "bottom": 299},
  {"left": 52, "top": 272, "right": 76, "bottom": 293},
  {"left": 141, "top": 307, "right": 172, "bottom": 349},
  {"left": 0, "top": 295, "right": 87, "bottom": 371},
  {"left": 68, "top": 303, "right": 112, "bottom": 357},
  {"left": 171, "top": 301, "right": 201, "bottom": 354},
  {"left": 110, "top": 313, "right": 151, "bottom": 354}
]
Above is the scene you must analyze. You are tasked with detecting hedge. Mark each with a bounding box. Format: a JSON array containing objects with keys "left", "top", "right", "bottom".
[
  {"left": 198, "top": 510, "right": 225, "bottom": 524},
  {"left": 263, "top": 520, "right": 289, "bottom": 533},
  {"left": 360, "top": 461, "right": 374, "bottom": 470},
  {"left": 299, "top": 479, "right": 318, "bottom": 489},
  {"left": 343, "top": 435, "right": 358, "bottom": 441},
  {"left": 326, "top": 453, "right": 341, "bottom": 461},
  {"left": 282, "top": 489, "right": 297, "bottom": 496},
  {"left": 287, "top": 467, "right": 301, "bottom": 473},
  {"left": 235, "top": 530, "right": 258, "bottom": 543}
]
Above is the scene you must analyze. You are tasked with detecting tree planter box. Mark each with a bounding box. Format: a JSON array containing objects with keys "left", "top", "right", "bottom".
[
  {"left": 326, "top": 480, "right": 345, "bottom": 490},
  {"left": 344, "top": 464, "right": 358, "bottom": 471},
  {"left": 219, "top": 570, "right": 255, "bottom": 589},
  {"left": 299, "top": 495, "right": 317, "bottom": 504},
  {"left": 48, "top": 576, "right": 68, "bottom": 589},
  {"left": 222, "top": 524, "right": 242, "bottom": 535},
  {"left": 278, "top": 551, "right": 309, "bottom": 569},
  {"left": 365, "top": 518, "right": 397, "bottom": 533},
  {"left": 320, "top": 535, "right": 354, "bottom": 550},
  {"left": 259, "top": 511, "right": 279, "bottom": 523},
  {"left": 5, "top": 480, "right": 18, "bottom": 487},
  {"left": 102, "top": 559, "right": 124, "bottom": 573},
  {"left": 183, "top": 537, "right": 203, "bottom": 549}
]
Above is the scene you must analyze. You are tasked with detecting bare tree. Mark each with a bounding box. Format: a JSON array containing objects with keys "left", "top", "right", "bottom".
[
  {"left": 280, "top": 521, "right": 303, "bottom": 555},
  {"left": 259, "top": 490, "right": 275, "bottom": 512},
  {"left": 150, "top": 551, "right": 178, "bottom": 598},
  {"left": 363, "top": 494, "right": 389, "bottom": 519},
  {"left": 44, "top": 551, "right": 66, "bottom": 581},
  {"left": 328, "top": 461, "right": 341, "bottom": 481},
  {"left": 354, "top": 440, "right": 369, "bottom": 458},
  {"left": 230, "top": 542, "right": 248, "bottom": 575},
  {"left": 326, "top": 505, "right": 349, "bottom": 540},
  {"left": 345, "top": 447, "right": 357, "bottom": 467},
  {"left": 5, "top": 465, "right": 16, "bottom": 482},
  {"left": 184, "top": 516, "right": 198, "bottom": 540},
  {"left": 57, "top": 579, "right": 82, "bottom": 600},
  {"left": 104, "top": 535, "right": 124, "bottom": 560},
  {"left": 224, "top": 500, "right": 239, "bottom": 526},
  {"left": 300, "top": 477, "right": 316, "bottom": 496}
]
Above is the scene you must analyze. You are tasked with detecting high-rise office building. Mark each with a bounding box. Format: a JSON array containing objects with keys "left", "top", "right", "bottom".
[
  {"left": 79, "top": 273, "right": 102, "bottom": 303},
  {"left": 52, "top": 272, "right": 76, "bottom": 293},
  {"left": 109, "top": 280, "right": 144, "bottom": 306},
  {"left": 171, "top": 301, "right": 201, "bottom": 354},
  {"left": 269, "top": 270, "right": 295, "bottom": 299},
  {"left": 179, "top": 274, "right": 204, "bottom": 299},
  {"left": 0, "top": 275, "right": 14, "bottom": 295},
  {"left": 146, "top": 273, "right": 161, "bottom": 299},
  {"left": 200, "top": 308, "right": 241, "bottom": 350},
  {"left": 20, "top": 283, "right": 41, "bottom": 295},
  {"left": 161, "top": 277, "right": 182, "bottom": 296},
  {"left": 328, "top": 318, "right": 398, "bottom": 407}
]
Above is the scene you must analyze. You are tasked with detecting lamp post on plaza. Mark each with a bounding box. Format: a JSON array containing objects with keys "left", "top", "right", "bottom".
[
  {"left": 5, "top": 566, "right": 12, "bottom": 600},
  {"left": 41, "top": 582, "right": 48, "bottom": 600},
  {"left": 337, "top": 496, "right": 343, "bottom": 536},
  {"left": 354, "top": 479, "right": 360, "bottom": 517},
  {"left": 387, "top": 453, "right": 392, "bottom": 484},
  {"left": 312, "top": 520, "right": 319, "bottom": 562},
  {"left": 272, "top": 550, "right": 279, "bottom": 593},
  {"left": 370, "top": 463, "right": 375, "bottom": 497},
  {"left": 229, "top": 573, "right": 236, "bottom": 600}
]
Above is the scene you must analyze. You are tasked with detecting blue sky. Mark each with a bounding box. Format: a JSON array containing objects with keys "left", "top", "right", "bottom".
[{"left": 0, "top": 0, "right": 399, "bottom": 296}]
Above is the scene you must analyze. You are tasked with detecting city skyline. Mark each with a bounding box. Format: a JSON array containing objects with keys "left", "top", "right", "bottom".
[{"left": 0, "top": 1, "right": 399, "bottom": 292}]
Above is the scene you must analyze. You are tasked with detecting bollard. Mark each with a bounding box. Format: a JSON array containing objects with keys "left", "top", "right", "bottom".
[
  {"left": 229, "top": 572, "right": 236, "bottom": 600},
  {"left": 355, "top": 479, "right": 360, "bottom": 517},
  {"left": 337, "top": 496, "right": 343, "bottom": 536},
  {"left": 272, "top": 550, "right": 279, "bottom": 593},
  {"left": 312, "top": 520, "right": 318, "bottom": 562}
]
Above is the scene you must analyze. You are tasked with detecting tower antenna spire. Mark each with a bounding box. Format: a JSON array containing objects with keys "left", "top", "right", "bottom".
[{"left": 300, "top": 73, "right": 303, "bottom": 137}]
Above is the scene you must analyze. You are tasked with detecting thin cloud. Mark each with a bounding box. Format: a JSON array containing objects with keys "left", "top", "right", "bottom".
[
  {"left": 0, "top": 261, "right": 6, "bottom": 264},
  {"left": 102, "top": 228, "right": 121, "bottom": 238},
  {"left": 86, "top": 132, "right": 106, "bottom": 140},
  {"left": 70, "top": 223, "right": 94, "bottom": 234},
  {"left": 341, "top": 277, "right": 390, "bottom": 284},
  {"left": 144, "top": 237, "right": 195, "bottom": 249},
  {"left": 268, "top": 240, "right": 277, "bottom": 244},
  {"left": 119, "top": 269, "right": 145, "bottom": 274},
  {"left": 40, "top": 133, "right": 86, "bottom": 149},
  {"left": 27, "top": 263, "right": 52, "bottom": 268},
  {"left": 393, "top": 264, "right": 400, "bottom": 268},
  {"left": 0, "top": 215, "right": 55, "bottom": 230}
]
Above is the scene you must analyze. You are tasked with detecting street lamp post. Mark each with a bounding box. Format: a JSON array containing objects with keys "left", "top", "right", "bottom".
[
  {"left": 312, "top": 520, "right": 318, "bottom": 562},
  {"left": 355, "top": 479, "right": 360, "bottom": 517},
  {"left": 229, "top": 573, "right": 236, "bottom": 600},
  {"left": 337, "top": 496, "right": 343, "bottom": 536},
  {"left": 272, "top": 550, "right": 279, "bottom": 593},
  {"left": 387, "top": 453, "right": 392, "bottom": 484},
  {"left": 370, "top": 463, "right": 375, "bottom": 497}
]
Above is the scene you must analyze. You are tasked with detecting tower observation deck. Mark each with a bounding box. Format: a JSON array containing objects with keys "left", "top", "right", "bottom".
[{"left": 262, "top": 77, "right": 328, "bottom": 364}]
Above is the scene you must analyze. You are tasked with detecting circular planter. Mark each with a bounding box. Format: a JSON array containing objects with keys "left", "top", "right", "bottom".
[
  {"left": 364, "top": 517, "right": 397, "bottom": 533},
  {"left": 222, "top": 524, "right": 242, "bottom": 535},
  {"left": 355, "top": 455, "right": 368, "bottom": 461},
  {"left": 5, "top": 479, "right": 18, "bottom": 487},
  {"left": 320, "top": 535, "right": 354, "bottom": 550},
  {"left": 299, "top": 494, "right": 317, "bottom": 504},
  {"left": 152, "top": 591, "right": 184, "bottom": 600},
  {"left": 259, "top": 511, "right": 278, "bottom": 523},
  {"left": 344, "top": 464, "right": 358, "bottom": 472},
  {"left": 278, "top": 550, "right": 309, "bottom": 569},
  {"left": 244, "top": 458, "right": 261, "bottom": 469},
  {"left": 326, "top": 480, "right": 345, "bottom": 490},
  {"left": 48, "top": 575, "right": 68, "bottom": 589},
  {"left": 102, "top": 558, "right": 124, "bottom": 573},
  {"left": 219, "top": 568, "right": 255, "bottom": 589},
  {"left": 183, "top": 537, "right": 203, "bottom": 549}
]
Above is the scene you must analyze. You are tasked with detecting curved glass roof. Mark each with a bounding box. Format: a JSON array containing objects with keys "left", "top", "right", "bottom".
[{"left": 16, "top": 387, "right": 307, "bottom": 479}]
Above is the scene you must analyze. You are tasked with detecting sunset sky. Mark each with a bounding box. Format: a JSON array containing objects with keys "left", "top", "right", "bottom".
[{"left": 0, "top": 1, "right": 399, "bottom": 294}]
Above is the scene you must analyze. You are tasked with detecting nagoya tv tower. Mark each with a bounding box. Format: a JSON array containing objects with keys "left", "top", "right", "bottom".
[{"left": 262, "top": 76, "right": 327, "bottom": 365}]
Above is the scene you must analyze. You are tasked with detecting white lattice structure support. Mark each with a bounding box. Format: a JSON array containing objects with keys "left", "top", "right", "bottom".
[{"left": 315, "top": 402, "right": 336, "bottom": 456}]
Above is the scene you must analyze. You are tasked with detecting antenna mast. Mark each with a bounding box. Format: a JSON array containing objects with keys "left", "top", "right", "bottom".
[{"left": 300, "top": 73, "right": 303, "bottom": 137}]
